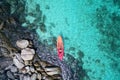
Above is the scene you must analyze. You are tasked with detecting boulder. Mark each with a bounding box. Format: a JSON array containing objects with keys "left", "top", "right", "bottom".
[
  {"left": 21, "top": 48, "right": 35, "bottom": 61},
  {"left": 16, "top": 40, "right": 29, "bottom": 49}
]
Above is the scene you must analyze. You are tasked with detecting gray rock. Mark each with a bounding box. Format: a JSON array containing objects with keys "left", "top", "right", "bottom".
[
  {"left": 23, "top": 75, "right": 31, "bottom": 80},
  {"left": 20, "top": 74, "right": 24, "bottom": 80},
  {"left": 5, "top": 65, "right": 18, "bottom": 73},
  {"left": 15, "top": 53, "right": 24, "bottom": 63},
  {"left": 45, "top": 67, "right": 59, "bottom": 72},
  {"left": 25, "top": 66, "right": 30, "bottom": 73},
  {"left": 30, "top": 66, "right": 35, "bottom": 72},
  {"left": 10, "top": 66, "right": 18, "bottom": 73},
  {"left": 16, "top": 39, "right": 29, "bottom": 49},
  {"left": 45, "top": 76, "right": 53, "bottom": 80},
  {"left": 20, "top": 67, "right": 27, "bottom": 74},
  {"left": 13, "top": 54, "right": 25, "bottom": 69},
  {"left": 0, "top": 71, "right": 7, "bottom": 80},
  {"left": 21, "top": 48, "right": 35, "bottom": 61},
  {"left": 7, "top": 71, "right": 15, "bottom": 79},
  {"left": 37, "top": 73, "right": 41, "bottom": 80},
  {"left": 46, "top": 71, "right": 60, "bottom": 76},
  {"left": 0, "top": 57, "right": 13, "bottom": 70},
  {"left": 31, "top": 73, "right": 37, "bottom": 80}
]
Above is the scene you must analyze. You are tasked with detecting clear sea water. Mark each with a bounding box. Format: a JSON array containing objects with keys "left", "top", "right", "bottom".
[{"left": 23, "top": 0, "right": 120, "bottom": 80}]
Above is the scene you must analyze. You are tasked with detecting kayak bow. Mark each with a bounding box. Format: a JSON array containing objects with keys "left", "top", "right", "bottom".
[{"left": 57, "top": 36, "right": 64, "bottom": 60}]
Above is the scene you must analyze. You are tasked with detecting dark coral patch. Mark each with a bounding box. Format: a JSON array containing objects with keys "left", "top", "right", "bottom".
[
  {"left": 69, "top": 47, "right": 75, "bottom": 51},
  {"left": 39, "top": 23, "right": 47, "bottom": 33},
  {"left": 77, "top": 50, "right": 84, "bottom": 58},
  {"left": 66, "top": 53, "right": 89, "bottom": 80}
]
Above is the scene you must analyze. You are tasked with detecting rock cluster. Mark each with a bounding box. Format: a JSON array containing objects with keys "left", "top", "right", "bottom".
[
  {"left": 4, "top": 39, "right": 62, "bottom": 80},
  {"left": 0, "top": 1, "right": 74, "bottom": 79}
]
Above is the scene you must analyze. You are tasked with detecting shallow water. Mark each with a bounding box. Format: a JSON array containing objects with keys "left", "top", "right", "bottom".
[
  {"left": 1, "top": 0, "right": 120, "bottom": 80},
  {"left": 22, "top": 0, "right": 120, "bottom": 80}
]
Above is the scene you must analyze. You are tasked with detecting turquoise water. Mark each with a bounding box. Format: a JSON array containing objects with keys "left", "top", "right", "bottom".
[{"left": 22, "top": 0, "right": 120, "bottom": 80}]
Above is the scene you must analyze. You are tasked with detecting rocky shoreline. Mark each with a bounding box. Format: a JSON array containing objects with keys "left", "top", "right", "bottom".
[
  {"left": 0, "top": 1, "right": 63, "bottom": 79},
  {"left": 0, "top": 0, "right": 88, "bottom": 80},
  {"left": 1, "top": 39, "right": 62, "bottom": 80}
]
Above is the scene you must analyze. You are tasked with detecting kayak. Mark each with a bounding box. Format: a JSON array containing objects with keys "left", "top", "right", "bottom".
[{"left": 57, "top": 36, "right": 64, "bottom": 60}]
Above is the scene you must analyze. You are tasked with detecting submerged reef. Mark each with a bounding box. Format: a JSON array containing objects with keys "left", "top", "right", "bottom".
[
  {"left": 95, "top": 0, "right": 120, "bottom": 74},
  {"left": 65, "top": 51, "right": 89, "bottom": 80},
  {"left": 95, "top": 4, "right": 120, "bottom": 57}
]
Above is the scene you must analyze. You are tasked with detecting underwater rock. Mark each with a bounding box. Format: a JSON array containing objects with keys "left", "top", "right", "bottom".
[
  {"left": 69, "top": 47, "right": 75, "bottom": 51},
  {"left": 77, "top": 50, "right": 84, "bottom": 59},
  {"left": 45, "top": 5, "right": 50, "bottom": 9},
  {"left": 113, "top": 0, "right": 120, "bottom": 8},
  {"left": 39, "top": 23, "right": 47, "bottom": 33},
  {"left": 65, "top": 53, "right": 89, "bottom": 80}
]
